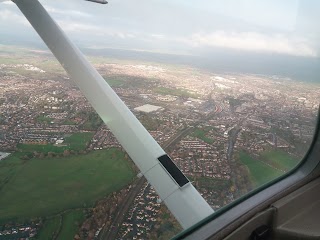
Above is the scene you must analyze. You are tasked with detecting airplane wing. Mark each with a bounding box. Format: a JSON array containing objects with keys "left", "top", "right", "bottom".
[{"left": 12, "top": 0, "right": 214, "bottom": 229}]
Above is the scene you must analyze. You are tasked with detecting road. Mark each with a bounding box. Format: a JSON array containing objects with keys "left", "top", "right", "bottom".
[
  {"left": 227, "top": 127, "right": 241, "bottom": 162},
  {"left": 100, "top": 177, "right": 146, "bottom": 240},
  {"left": 99, "top": 126, "right": 192, "bottom": 240},
  {"left": 99, "top": 103, "right": 218, "bottom": 239}
]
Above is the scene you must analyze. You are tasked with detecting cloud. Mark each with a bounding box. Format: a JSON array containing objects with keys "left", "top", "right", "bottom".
[
  {"left": 150, "top": 34, "right": 165, "bottom": 39},
  {"left": 1, "top": 1, "right": 14, "bottom": 5},
  {"left": 57, "top": 20, "right": 137, "bottom": 40},
  {"left": 188, "top": 31, "right": 317, "bottom": 57},
  {"left": 0, "top": 9, "right": 30, "bottom": 26},
  {"left": 57, "top": 20, "right": 102, "bottom": 33},
  {"left": 45, "top": 6, "right": 92, "bottom": 18},
  {"left": 1, "top": 1, "right": 316, "bottom": 58}
]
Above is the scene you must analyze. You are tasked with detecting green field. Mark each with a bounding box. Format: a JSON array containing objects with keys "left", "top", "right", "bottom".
[
  {"left": 0, "top": 153, "right": 25, "bottom": 193},
  {"left": 80, "top": 112, "right": 103, "bottom": 131},
  {"left": 36, "top": 115, "right": 53, "bottom": 123},
  {"left": 57, "top": 210, "right": 85, "bottom": 240},
  {"left": 61, "top": 120, "right": 77, "bottom": 125},
  {"left": 0, "top": 45, "right": 65, "bottom": 74},
  {"left": 104, "top": 77, "right": 126, "bottom": 87},
  {"left": 239, "top": 152, "right": 283, "bottom": 187},
  {"left": 63, "top": 132, "right": 94, "bottom": 151},
  {"left": 17, "top": 132, "right": 94, "bottom": 154},
  {"left": 0, "top": 148, "right": 135, "bottom": 222},
  {"left": 36, "top": 216, "right": 61, "bottom": 240},
  {"left": 192, "top": 128, "right": 214, "bottom": 144},
  {"left": 36, "top": 210, "right": 85, "bottom": 240},
  {"left": 260, "top": 150, "right": 300, "bottom": 171}
]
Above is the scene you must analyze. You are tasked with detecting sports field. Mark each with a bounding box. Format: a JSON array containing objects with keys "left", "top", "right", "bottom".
[
  {"left": 260, "top": 150, "right": 300, "bottom": 171},
  {"left": 239, "top": 151, "right": 284, "bottom": 187},
  {"left": 0, "top": 148, "right": 135, "bottom": 222}
]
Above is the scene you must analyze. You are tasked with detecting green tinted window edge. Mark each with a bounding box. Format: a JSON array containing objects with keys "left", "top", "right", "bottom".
[{"left": 173, "top": 106, "right": 320, "bottom": 240}]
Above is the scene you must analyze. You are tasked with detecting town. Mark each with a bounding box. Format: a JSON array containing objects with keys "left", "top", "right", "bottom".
[{"left": 0, "top": 51, "right": 319, "bottom": 239}]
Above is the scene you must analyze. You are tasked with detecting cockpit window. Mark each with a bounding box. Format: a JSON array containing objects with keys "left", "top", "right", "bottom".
[{"left": 0, "top": 0, "right": 319, "bottom": 239}]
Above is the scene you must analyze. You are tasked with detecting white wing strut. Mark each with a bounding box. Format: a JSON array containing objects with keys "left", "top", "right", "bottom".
[{"left": 13, "top": 0, "right": 214, "bottom": 229}]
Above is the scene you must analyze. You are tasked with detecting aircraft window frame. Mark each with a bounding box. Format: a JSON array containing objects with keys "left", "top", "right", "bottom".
[{"left": 174, "top": 107, "right": 320, "bottom": 239}]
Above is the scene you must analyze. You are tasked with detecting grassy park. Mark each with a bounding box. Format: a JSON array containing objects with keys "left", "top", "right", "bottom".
[
  {"left": 260, "top": 150, "right": 300, "bottom": 171},
  {"left": 239, "top": 151, "right": 284, "bottom": 187},
  {"left": 57, "top": 210, "right": 85, "bottom": 240},
  {"left": 35, "top": 216, "right": 61, "bottom": 240},
  {"left": 0, "top": 148, "right": 135, "bottom": 223},
  {"left": 239, "top": 150, "right": 300, "bottom": 187},
  {"left": 192, "top": 128, "right": 214, "bottom": 144},
  {"left": 35, "top": 210, "right": 85, "bottom": 240}
]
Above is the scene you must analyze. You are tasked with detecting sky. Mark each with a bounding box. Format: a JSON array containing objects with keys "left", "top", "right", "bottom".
[{"left": 0, "top": 0, "right": 319, "bottom": 58}]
